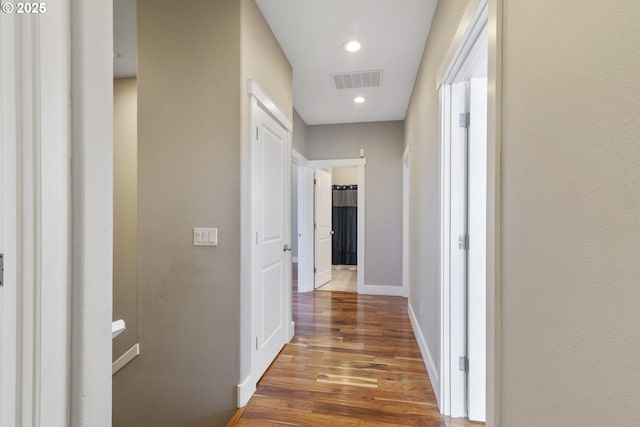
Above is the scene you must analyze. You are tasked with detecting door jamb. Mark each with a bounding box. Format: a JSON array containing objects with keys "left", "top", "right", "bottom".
[
  {"left": 402, "top": 146, "right": 411, "bottom": 298},
  {"left": 1, "top": 7, "right": 74, "bottom": 426},
  {"left": 437, "top": 0, "right": 500, "bottom": 421},
  {"left": 292, "top": 150, "right": 314, "bottom": 293}
]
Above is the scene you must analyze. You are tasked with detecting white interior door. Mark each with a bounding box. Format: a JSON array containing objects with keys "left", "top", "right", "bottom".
[
  {"left": 314, "top": 169, "right": 332, "bottom": 288},
  {"left": 450, "top": 81, "right": 469, "bottom": 418},
  {"left": 467, "top": 77, "right": 487, "bottom": 422},
  {"left": 253, "top": 105, "right": 291, "bottom": 380}
]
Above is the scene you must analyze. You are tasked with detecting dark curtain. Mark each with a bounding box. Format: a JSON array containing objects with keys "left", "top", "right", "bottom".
[{"left": 332, "top": 185, "right": 357, "bottom": 265}]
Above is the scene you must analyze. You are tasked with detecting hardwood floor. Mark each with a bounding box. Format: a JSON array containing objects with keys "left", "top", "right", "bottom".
[{"left": 234, "top": 270, "right": 481, "bottom": 426}]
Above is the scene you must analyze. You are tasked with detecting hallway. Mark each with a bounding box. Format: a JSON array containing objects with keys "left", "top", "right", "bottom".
[{"left": 232, "top": 287, "right": 480, "bottom": 426}]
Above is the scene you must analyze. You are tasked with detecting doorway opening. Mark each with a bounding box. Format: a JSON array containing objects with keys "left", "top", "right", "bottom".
[
  {"left": 438, "top": 0, "right": 488, "bottom": 422},
  {"left": 316, "top": 167, "right": 358, "bottom": 293},
  {"left": 292, "top": 157, "right": 365, "bottom": 294}
]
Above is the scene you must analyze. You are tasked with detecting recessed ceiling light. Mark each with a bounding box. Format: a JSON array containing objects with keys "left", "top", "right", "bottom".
[
  {"left": 343, "top": 40, "right": 361, "bottom": 53},
  {"left": 354, "top": 96, "right": 366, "bottom": 104}
]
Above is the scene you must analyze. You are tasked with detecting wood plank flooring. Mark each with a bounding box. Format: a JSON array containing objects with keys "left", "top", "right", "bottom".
[{"left": 233, "top": 275, "right": 481, "bottom": 426}]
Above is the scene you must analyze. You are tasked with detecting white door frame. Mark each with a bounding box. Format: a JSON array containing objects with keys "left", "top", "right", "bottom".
[
  {"left": 239, "top": 80, "right": 293, "bottom": 407},
  {"left": 437, "top": 0, "right": 498, "bottom": 420},
  {"left": 306, "top": 159, "right": 366, "bottom": 294},
  {"left": 292, "top": 150, "right": 314, "bottom": 293},
  {"left": 402, "top": 146, "right": 411, "bottom": 297},
  {"left": 1, "top": 6, "right": 74, "bottom": 426}
]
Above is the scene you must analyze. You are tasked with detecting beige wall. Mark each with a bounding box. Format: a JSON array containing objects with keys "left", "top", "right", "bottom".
[
  {"left": 407, "top": 0, "right": 640, "bottom": 425},
  {"left": 115, "top": 0, "right": 242, "bottom": 425},
  {"left": 306, "top": 121, "right": 404, "bottom": 288},
  {"left": 500, "top": 1, "right": 640, "bottom": 425},
  {"left": 112, "top": 78, "right": 138, "bottom": 362},
  {"left": 404, "top": 0, "right": 468, "bottom": 376},
  {"left": 332, "top": 167, "right": 358, "bottom": 186},
  {"left": 293, "top": 109, "right": 307, "bottom": 156}
]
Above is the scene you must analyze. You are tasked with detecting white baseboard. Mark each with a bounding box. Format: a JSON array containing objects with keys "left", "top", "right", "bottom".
[
  {"left": 112, "top": 343, "right": 140, "bottom": 375},
  {"left": 289, "top": 321, "right": 295, "bottom": 340},
  {"left": 408, "top": 303, "right": 441, "bottom": 410},
  {"left": 237, "top": 375, "right": 256, "bottom": 407},
  {"left": 361, "top": 283, "right": 405, "bottom": 297}
]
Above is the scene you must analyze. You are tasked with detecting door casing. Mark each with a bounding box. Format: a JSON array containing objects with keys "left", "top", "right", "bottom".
[{"left": 437, "top": 0, "right": 491, "bottom": 420}]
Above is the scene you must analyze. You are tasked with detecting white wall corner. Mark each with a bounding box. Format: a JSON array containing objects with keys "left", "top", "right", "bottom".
[
  {"left": 237, "top": 376, "right": 256, "bottom": 408},
  {"left": 289, "top": 321, "right": 295, "bottom": 340},
  {"left": 362, "top": 284, "right": 406, "bottom": 297},
  {"left": 408, "top": 302, "right": 441, "bottom": 411}
]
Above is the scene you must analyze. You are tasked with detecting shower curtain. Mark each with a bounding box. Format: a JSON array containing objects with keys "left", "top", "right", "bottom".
[{"left": 332, "top": 185, "right": 357, "bottom": 265}]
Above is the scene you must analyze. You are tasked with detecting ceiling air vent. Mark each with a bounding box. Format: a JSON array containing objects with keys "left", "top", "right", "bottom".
[{"left": 331, "top": 69, "right": 383, "bottom": 90}]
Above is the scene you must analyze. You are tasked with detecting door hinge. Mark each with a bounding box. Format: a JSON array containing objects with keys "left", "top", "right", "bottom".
[
  {"left": 314, "top": 223, "right": 317, "bottom": 230},
  {"left": 256, "top": 337, "right": 258, "bottom": 350},
  {"left": 256, "top": 232, "right": 259, "bottom": 245},
  {"left": 458, "top": 234, "right": 469, "bottom": 250},
  {"left": 256, "top": 127, "right": 259, "bottom": 139},
  {"left": 314, "top": 178, "right": 317, "bottom": 185},
  {"left": 459, "top": 112, "right": 470, "bottom": 128},
  {"left": 0, "top": 254, "right": 4, "bottom": 287},
  {"left": 459, "top": 356, "right": 469, "bottom": 372},
  {"left": 314, "top": 267, "right": 317, "bottom": 273}
]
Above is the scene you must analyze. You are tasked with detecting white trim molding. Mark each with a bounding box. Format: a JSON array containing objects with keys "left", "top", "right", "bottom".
[
  {"left": 408, "top": 303, "right": 440, "bottom": 408},
  {"left": 237, "top": 375, "right": 256, "bottom": 408},
  {"left": 112, "top": 344, "right": 140, "bottom": 375},
  {"left": 247, "top": 80, "right": 293, "bottom": 132},
  {"left": 307, "top": 158, "right": 366, "bottom": 169},
  {"left": 361, "top": 284, "right": 405, "bottom": 297}
]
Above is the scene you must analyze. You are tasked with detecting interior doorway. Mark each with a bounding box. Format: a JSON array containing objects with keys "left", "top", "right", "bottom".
[
  {"left": 292, "top": 158, "right": 365, "bottom": 294},
  {"left": 316, "top": 167, "right": 358, "bottom": 293},
  {"left": 439, "top": 0, "right": 488, "bottom": 422}
]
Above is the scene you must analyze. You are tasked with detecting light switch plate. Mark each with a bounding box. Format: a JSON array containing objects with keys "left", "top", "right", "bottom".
[{"left": 193, "top": 228, "right": 218, "bottom": 246}]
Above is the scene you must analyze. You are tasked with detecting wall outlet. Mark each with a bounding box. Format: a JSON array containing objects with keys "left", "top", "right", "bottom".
[{"left": 193, "top": 228, "right": 217, "bottom": 246}]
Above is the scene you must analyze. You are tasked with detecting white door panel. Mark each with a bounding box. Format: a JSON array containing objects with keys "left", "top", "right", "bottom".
[
  {"left": 253, "top": 106, "right": 290, "bottom": 380},
  {"left": 314, "top": 169, "right": 332, "bottom": 288},
  {"left": 450, "top": 81, "right": 469, "bottom": 418},
  {"left": 468, "top": 77, "right": 487, "bottom": 422}
]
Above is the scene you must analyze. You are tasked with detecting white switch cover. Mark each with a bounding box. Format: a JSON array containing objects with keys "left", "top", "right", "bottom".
[{"left": 193, "top": 228, "right": 218, "bottom": 246}]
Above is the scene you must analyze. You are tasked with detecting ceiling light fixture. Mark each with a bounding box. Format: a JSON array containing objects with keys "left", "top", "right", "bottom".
[
  {"left": 343, "top": 40, "right": 361, "bottom": 53},
  {"left": 354, "top": 96, "right": 366, "bottom": 104}
]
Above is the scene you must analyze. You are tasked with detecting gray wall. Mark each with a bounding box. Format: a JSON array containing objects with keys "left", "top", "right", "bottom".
[
  {"left": 112, "top": 78, "right": 138, "bottom": 362},
  {"left": 499, "top": 1, "right": 640, "bottom": 425},
  {"left": 306, "top": 121, "right": 404, "bottom": 288},
  {"left": 292, "top": 108, "right": 307, "bottom": 156},
  {"left": 116, "top": 0, "right": 242, "bottom": 425},
  {"left": 114, "top": 1, "right": 292, "bottom": 426},
  {"left": 404, "top": 0, "right": 467, "bottom": 383},
  {"left": 406, "top": 0, "right": 640, "bottom": 425}
]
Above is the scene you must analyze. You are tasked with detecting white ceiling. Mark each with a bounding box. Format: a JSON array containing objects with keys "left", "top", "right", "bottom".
[
  {"left": 256, "top": 0, "right": 437, "bottom": 125},
  {"left": 114, "top": 0, "right": 437, "bottom": 125}
]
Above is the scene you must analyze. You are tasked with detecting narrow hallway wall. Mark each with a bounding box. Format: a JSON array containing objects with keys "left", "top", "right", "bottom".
[{"left": 306, "top": 121, "right": 404, "bottom": 290}]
